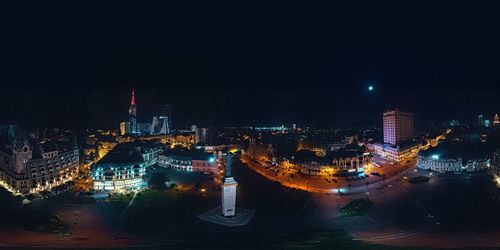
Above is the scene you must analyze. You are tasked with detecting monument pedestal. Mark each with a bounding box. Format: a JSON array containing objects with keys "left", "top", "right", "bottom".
[{"left": 222, "top": 177, "right": 237, "bottom": 217}]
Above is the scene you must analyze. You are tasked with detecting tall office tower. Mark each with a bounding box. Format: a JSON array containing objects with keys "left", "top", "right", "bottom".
[
  {"left": 151, "top": 116, "right": 159, "bottom": 135},
  {"left": 191, "top": 125, "right": 200, "bottom": 143},
  {"left": 383, "top": 109, "right": 414, "bottom": 146},
  {"left": 159, "top": 116, "right": 170, "bottom": 134},
  {"left": 163, "top": 104, "right": 172, "bottom": 133},
  {"left": 494, "top": 114, "right": 500, "bottom": 126},
  {"left": 222, "top": 154, "right": 237, "bottom": 217},
  {"left": 199, "top": 128, "right": 207, "bottom": 143},
  {"left": 119, "top": 122, "right": 127, "bottom": 135},
  {"left": 478, "top": 114, "right": 485, "bottom": 126},
  {"left": 129, "top": 89, "right": 137, "bottom": 134}
]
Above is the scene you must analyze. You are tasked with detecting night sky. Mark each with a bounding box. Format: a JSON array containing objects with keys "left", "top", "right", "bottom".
[{"left": 1, "top": 2, "right": 500, "bottom": 128}]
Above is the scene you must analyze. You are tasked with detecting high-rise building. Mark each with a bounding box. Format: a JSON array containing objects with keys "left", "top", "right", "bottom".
[
  {"left": 199, "top": 128, "right": 207, "bottom": 143},
  {"left": 478, "top": 114, "right": 485, "bottom": 127},
  {"left": 222, "top": 154, "right": 237, "bottom": 217},
  {"left": 119, "top": 122, "right": 127, "bottom": 135},
  {"left": 383, "top": 109, "right": 414, "bottom": 146},
  {"left": 191, "top": 125, "right": 199, "bottom": 143},
  {"left": 159, "top": 116, "right": 170, "bottom": 134},
  {"left": 137, "top": 123, "right": 152, "bottom": 135},
  {"left": 129, "top": 89, "right": 137, "bottom": 134},
  {"left": 485, "top": 120, "right": 491, "bottom": 127},
  {"left": 162, "top": 104, "right": 172, "bottom": 133},
  {"left": 151, "top": 116, "right": 159, "bottom": 135}
]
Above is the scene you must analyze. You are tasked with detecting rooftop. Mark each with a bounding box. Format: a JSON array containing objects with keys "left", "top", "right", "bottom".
[
  {"left": 162, "top": 148, "right": 214, "bottom": 161},
  {"left": 96, "top": 143, "right": 144, "bottom": 165},
  {"left": 419, "top": 141, "right": 491, "bottom": 162}
]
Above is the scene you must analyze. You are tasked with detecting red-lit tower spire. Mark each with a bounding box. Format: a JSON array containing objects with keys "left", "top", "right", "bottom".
[
  {"left": 129, "top": 89, "right": 137, "bottom": 134},
  {"left": 131, "top": 89, "right": 135, "bottom": 105}
]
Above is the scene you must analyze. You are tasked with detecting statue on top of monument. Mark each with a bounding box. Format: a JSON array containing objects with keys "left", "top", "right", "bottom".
[{"left": 225, "top": 153, "right": 233, "bottom": 178}]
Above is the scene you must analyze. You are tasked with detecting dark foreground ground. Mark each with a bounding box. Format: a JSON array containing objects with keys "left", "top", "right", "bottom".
[{"left": 0, "top": 162, "right": 499, "bottom": 249}]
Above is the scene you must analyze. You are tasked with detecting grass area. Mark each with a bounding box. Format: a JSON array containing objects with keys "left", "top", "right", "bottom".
[
  {"left": 124, "top": 188, "right": 218, "bottom": 223},
  {"left": 22, "top": 209, "right": 71, "bottom": 234},
  {"left": 409, "top": 176, "right": 430, "bottom": 184},
  {"left": 340, "top": 198, "right": 373, "bottom": 217},
  {"left": 108, "top": 192, "right": 134, "bottom": 211}
]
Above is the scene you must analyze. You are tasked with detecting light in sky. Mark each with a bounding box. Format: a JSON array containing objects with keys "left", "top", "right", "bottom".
[{"left": 368, "top": 85, "right": 374, "bottom": 91}]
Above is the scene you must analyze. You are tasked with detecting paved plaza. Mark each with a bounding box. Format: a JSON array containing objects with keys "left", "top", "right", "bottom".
[{"left": 198, "top": 206, "right": 255, "bottom": 227}]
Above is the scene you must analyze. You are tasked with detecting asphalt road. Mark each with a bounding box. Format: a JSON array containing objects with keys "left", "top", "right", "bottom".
[
  {"left": 335, "top": 172, "right": 500, "bottom": 248},
  {"left": 0, "top": 159, "right": 499, "bottom": 249}
]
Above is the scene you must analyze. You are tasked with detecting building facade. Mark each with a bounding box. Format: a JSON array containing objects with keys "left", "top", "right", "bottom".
[
  {"left": 157, "top": 149, "right": 218, "bottom": 174},
  {"left": 92, "top": 143, "right": 147, "bottom": 192},
  {"left": 370, "top": 141, "right": 422, "bottom": 163},
  {"left": 246, "top": 138, "right": 274, "bottom": 163},
  {"left": 383, "top": 109, "right": 413, "bottom": 145},
  {"left": 0, "top": 136, "right": 79, "bottom": 194},
  {"left": 417, "top": 142, "right": 491, "bottom": 173},
  {"left": 284, "top": 149, "right": 373, "bottom": 177}
]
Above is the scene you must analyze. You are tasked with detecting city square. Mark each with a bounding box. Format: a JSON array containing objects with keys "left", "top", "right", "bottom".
[{"left": 2, "top": 2, "right": 500, "bottom": 249}]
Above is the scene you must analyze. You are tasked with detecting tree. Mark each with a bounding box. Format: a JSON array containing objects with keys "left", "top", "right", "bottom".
[{"left": 149, "top": 172, "right": 168, "bottom": 191}]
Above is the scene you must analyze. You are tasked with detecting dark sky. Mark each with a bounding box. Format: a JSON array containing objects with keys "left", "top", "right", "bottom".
[{"left": 1, "top": 2, "right": 500, "bottom": 128}]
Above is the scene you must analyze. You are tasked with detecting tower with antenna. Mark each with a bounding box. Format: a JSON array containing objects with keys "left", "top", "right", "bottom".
[{"left": 129, "top": 89, "right": 137, "bottom": 134}]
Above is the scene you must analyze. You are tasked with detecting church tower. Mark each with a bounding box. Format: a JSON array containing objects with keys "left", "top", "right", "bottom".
[
  {"left": 12, "top": 140, "right": 32, "bottom": 174},
  {"left": 129, "top": 89, "right": 137, "bottom": 134}
]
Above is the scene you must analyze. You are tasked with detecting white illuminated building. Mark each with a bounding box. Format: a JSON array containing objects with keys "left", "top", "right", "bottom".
[{"left": 417, "top": 142, "right": 491, "bottom": 173}]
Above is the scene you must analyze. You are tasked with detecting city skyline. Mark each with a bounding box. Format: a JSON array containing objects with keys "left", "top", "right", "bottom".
[
  {"left": 1, "top": 2, "right": 500, "bottom": 249},
  {"left": 2, "top": 2, "right": 500, "bottom": 129},
  {"left": 2, "top": 87, "right": 500, "bottom": 129}
]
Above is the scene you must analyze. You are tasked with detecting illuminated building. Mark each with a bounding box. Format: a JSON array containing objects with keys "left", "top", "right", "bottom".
[
  {"left": 478, "top": 114, "right": 485, "bottom": 126},
  {"left": 137, "top": 123, "right": 152, "bottom": 135},
  {"left": 162, "top": 104, "right": 172, "bottom": 134},
  {"left": 98, "top": 140, "right": 118, "bottom": 159},
  {"left": 246, "top": 138, "right": 274, "bottom": 163},
  {"left": 417, "top": 142, "right": 491, "bottom": 173},
  {"left": 494, "top": 114, "right": 500, "bottom": 126},
  {"left": 370, "top": 110, "right": 418, "bottom": 163},
  {"left": 129, "top": 89, "right": 137, "bottom": 134},
  {"left": 286, "top": 147, "right": 372, "bottom": 176},
  {"left": 485, "top": 119, "right": 491, "bottom": 127},
  {"left": 120, "top": 122, "right": 130, "bottom": 135},
  {"left": 449, "top": 120, "right": 460, "bottom": 127},
  {"left": 222, "top": 154, "right": 237, "bottom": 217},
  {"left": 137, "top": 141, "right": 163, "bottom": 167},
  {"left": 157, "top": 148, "right": 218, "bottom": 174},
  {"left": 383, "top": 109, "right": 414, "bottom": 146},
  {"left": 92, "top": 143, "right": 147, "bottom": 192},
  {"left": 191, "top": 125, "right": 199, "bottom": 143},
  {"left": 370, "top": 141, "right": 422, "bottom": 163},
  {"left": 0, "top": 128, "right": 79, "bottom": 194},
  {"left": 191, "top": 125, "right": 208, "bottom": 144},
  {"left": 151, "top": 116, "right": 160, "bottom": 134}
]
